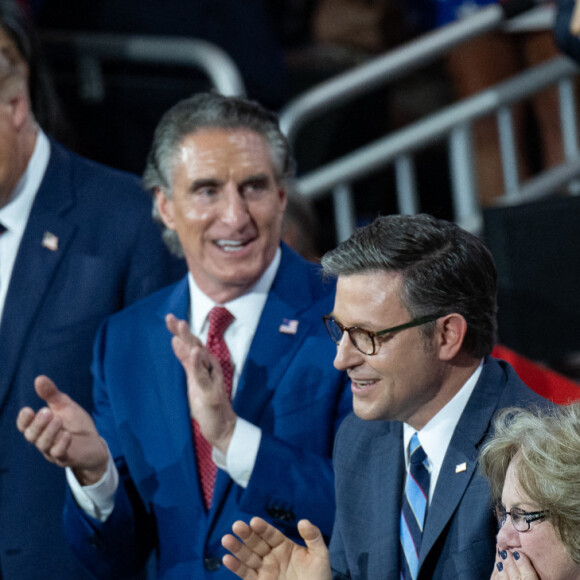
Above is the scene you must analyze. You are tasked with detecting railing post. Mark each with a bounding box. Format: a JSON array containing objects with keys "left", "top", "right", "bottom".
[
  {"left": 76, "top": 53, "right": 104, "bottom": 103},
  {"left": 558, "top": 75, "right": 580, "bottom": 195},
  {"left": 449, "top": 124, "right": 482, "bottom": 233},
  {"left": 559, "top": 76, "right": 579, "bottom": 160},
  {"left": 497, "top": 106, "right": 520, "bottom": 199},
  {"left": 332, "top": 183, "right": 357, "bottom": 243},
  {"left": 395, "top": 155, "right": 419, "bottom": 215}
]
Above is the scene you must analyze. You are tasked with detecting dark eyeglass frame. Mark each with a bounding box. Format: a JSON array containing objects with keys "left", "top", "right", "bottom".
[
  {"left": 494, "top": 505, "right": 550, "bottom": 533},
  {"left": 322, "top": 313, "right": 443, "bottom": 356}
]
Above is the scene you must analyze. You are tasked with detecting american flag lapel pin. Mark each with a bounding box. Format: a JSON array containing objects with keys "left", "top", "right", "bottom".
[
  {"left": 279, "top": 318, "right": 299, "bottom": 335},
  {"left": 455, "top": 462, "right": 467, "bottom": 473},
  {"left": 41, "top": 231, "right": 59, "bottom": 251}
]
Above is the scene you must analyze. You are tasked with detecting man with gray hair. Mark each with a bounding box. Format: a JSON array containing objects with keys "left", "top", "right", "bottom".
[
  {"left": 222, "top": 214, "right": 548, "bottom": 580},
  {"left": 18, "top": 92, "right": 350, "bottom": 579}
]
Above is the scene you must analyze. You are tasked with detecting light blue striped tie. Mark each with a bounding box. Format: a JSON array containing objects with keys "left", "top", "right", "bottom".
[{"left": 400, "top": 433, "right": 430, "bottom": 580}]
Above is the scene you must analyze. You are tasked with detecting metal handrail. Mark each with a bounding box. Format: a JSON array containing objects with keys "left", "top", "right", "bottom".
[
  {"left": 41, "top": 31, "right": 247, "bottom": 101},
  {"left": 278, "top": 2, "right": 580, "bottom": 241},
  {"left": 279, "top": 2, "right": 525, "bottom": 145},
  {"left": 293, "top": 56, "right": 579, "bottom": 232}
]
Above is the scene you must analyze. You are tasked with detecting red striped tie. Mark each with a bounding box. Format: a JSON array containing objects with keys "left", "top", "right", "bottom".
[{"left": 193, "top": 307, "right": 234, "bottom": 509}]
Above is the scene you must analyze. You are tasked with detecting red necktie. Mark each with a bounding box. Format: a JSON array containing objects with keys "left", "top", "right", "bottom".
[{"left": 193, "top": 306, "right": 234, "bottom": 509}]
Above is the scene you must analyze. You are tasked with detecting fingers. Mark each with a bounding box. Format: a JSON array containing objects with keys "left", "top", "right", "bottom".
[
  {"left": 16, "top": 406, "right": 35, "bottom": 433},
  {"left": 222, "top": 518, "right": 289, "bottom": 566},
  {"left": 494, "top": 548, "right": 538, "bottom": 579},
  {"left": 571, "top": 0, "right": 580, "bottom": 35},
  {"left": 222, "top": 532, "right": 263, "bottom": 576},
  {"left": 222, "top": 551, "right": 257, "bottom": 580},
  {"left": 18, "top": 407, "right": 55, "bottom": 444},
  {"left": 247, "top": 517, "right": 298, "bottom": 552},
  {"left": 237, "top": 518, "right": 284, "bottom": 556},
  {"left": 298, "top": 520, "right": 325, "bottom": 549},
  {"left": 222, "top": 518, "right": 291, "bottom": 579},
  {"left": 17, "top": 406, "right": 72, "bottom": 464},
  {"left": 166, "top": 314, "right": 214, "bottom": 378},
  {"left": 34, "top": 375, "right": 70, "bottom": 410},
  {"left": 166, "top": 314, "right": 202, "bottom": 348}
]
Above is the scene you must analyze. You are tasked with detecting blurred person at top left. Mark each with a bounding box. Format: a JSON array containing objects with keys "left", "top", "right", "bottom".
[{"left": 0, "top": 1, "right": 185, "bottom": 578}]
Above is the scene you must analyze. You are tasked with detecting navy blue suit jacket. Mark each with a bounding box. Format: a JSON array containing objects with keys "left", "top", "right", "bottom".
[
  {"left": 329, "top": 358, "right": 549, "bottom": 579},
  {"left": 0, "top": 141, "right": 185, "bottom": 580},
  {"left": 63, "top": 245, "right": 351, "bottom": 579},
  {"left": 555, "top": 0, "right": 580, "bottom": 64}
]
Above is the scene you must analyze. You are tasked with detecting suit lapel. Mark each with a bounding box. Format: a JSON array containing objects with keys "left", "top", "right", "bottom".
[
  {"left": 381, "top": 423, "right": 406, "bottom": 574},
  {"left": 148, "top": 279, "right": 207, "bottom": 516},
  {"left": 232, "top": 247, "right": 316, "bottom": 424},
  {"left": 212, "top": 248, "right": 318, "bottom": 512},
  {"left": 0, "top": 143, "right": 77, "bottom": 408},
  {"left": 420, "top": 361, "right": 503, "bottom": 563}
]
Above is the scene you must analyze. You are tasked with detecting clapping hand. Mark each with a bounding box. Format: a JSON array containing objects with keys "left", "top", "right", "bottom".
[
  {"left": 166, "top": 313, "right": 237, "bottom": 454},
  {"left": 222, "top": 517, "right": 332, "bottom": 580},
  {"left": 16, "top": 375, "right": 108, "bottom": 485}
]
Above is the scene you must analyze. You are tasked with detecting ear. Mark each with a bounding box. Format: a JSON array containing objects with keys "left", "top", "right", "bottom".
[
  {"left": 11, "top": 88, "right": 29, "bottom": 130},
  {"left": 436, "top": 313, "right": 467, "bottom": 361},
  {"left": 1, "top": 81, "right": 30, "bottom": 131},
  {"left": 155, "top": 188, "right": 176, "bottom": 230},
  {"left": 278, "top": 186, "right": 288, "bottom": 213}
]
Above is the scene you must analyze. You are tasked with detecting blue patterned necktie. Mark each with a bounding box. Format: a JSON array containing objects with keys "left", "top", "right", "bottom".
[{"left": 400, "top": 433, "right": 430, "bottom": 579}]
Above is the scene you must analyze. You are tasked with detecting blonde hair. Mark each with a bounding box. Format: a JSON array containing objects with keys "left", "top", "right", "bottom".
[{"left": 479, "top": 402, "right": 580, "bottom": 564}]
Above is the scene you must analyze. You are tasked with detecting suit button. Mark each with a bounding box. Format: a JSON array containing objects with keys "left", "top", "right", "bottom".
[
  {"left": 204, "top": 557, "right": 222, "bottom": 571},
  {"left": 266, "top": 505, "right": 296, "bottom": 522}
]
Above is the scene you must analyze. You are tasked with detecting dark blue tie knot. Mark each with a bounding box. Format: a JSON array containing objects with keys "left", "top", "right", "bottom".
[{"left": 409, "top": 433, "right": 427, "bottom": 466}]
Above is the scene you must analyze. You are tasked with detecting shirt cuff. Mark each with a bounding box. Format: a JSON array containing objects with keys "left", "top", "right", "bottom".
[
  {"left": 213, "top": 417, "right": 261, "bottom": 488},
  {"left": 65, "top": 440, "right": 119, "bottom": 522}
]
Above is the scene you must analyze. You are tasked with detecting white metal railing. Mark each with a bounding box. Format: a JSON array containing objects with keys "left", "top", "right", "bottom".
[
  {"left": 279, "top": 2, "right": 580, "bottom": 241},
  {"left": 41, "top": 31, "right": 247, "bottom": 102}
]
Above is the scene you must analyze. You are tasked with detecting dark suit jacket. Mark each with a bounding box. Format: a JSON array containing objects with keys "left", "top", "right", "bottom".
[
  {"left": 0, "top": 140, "right": 185, "bottom": 580},
  {"left": 555, "top": 0, "right": 580, "bottom": 64},
  {"left": 63, "top": 244, "right": 352, "bottom": 579},
  {"left": 329, "top": 357, "right": 549, "bottom": 579}
]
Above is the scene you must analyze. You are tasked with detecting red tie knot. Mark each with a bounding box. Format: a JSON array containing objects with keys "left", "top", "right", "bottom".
[{"left": 208, "top": 307, "right": 234, "bottom": 340}]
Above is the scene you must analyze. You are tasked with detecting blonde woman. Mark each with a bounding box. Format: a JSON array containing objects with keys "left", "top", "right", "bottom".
[{"left": 480, "top": 403, "right": 580, "bottom": 579}]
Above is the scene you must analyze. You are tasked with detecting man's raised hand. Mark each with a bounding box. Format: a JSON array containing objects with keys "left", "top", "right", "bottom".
[
  {"left": 222, "top": 517, "right": 332, "bottom": 580},
  {"left": 166, "top": 313, "right": 236, "bottom": 454},
  {"left": 16, "top": 375, "right": 108, "bottom": 485}
]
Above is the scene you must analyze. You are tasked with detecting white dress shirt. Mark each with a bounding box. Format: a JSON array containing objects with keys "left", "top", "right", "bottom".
[
  {"left": 67, "top": 249, "right": 282, "bottom": 521},
  {"left": 403, "top": 360, "right": 483, "bottom": 503},
  {"left": 0, "top": 130, "right": 49, "bottom": 324}
]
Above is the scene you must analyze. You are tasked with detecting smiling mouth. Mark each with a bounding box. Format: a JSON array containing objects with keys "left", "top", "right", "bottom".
[
  {"left": 351, "top": 379, "right": 378, "bottom": 390},
  {"left": 215, "top": 239, "right": 251, "bottom": 253}
]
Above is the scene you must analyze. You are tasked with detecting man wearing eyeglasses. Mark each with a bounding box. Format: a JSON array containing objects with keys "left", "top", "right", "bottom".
[{"left": 222, "top": 213, "right": 549, "bottom": 580}]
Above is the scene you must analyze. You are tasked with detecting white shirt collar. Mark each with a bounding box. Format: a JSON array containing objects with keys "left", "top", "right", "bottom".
[
  {"left": 403, "top": 360, "right": 484, "bottom": 498},
  {"left": 0, "top": 129, "right": 50, "bottom": 235},
  {"left": 0, "top": 130, "right": 50, "bottom": 324},
  {"left": 188, "top": 247, "right": 281, "bottom": 337}
]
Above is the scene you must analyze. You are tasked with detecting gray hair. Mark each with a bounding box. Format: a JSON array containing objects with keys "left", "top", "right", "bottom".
[
  {"left": 143, "top": 92, "right": 295, "bottom": 256},
  {"left": 321, "top": 214, "right": 498, "bottom": 357},
  {"left": 479, "top": 403, "right": 580, "bottom": 565}
]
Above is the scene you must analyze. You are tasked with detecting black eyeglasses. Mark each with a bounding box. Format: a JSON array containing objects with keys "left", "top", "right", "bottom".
[
  {"left": 494, "top": 506, "right": 550, "bottom": 533},
  {"left": 322, "top": 314, "right": 442, "bottom": 356}
]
